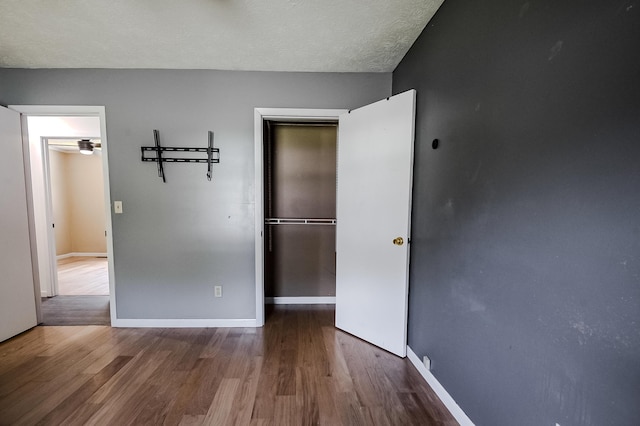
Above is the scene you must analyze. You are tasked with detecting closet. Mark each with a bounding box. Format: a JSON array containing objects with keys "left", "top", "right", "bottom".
[{"left": 263, "top": 121, "right": 337, "bottom": 300}]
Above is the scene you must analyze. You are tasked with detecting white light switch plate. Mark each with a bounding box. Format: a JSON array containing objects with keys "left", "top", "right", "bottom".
[{"left": 114, "top": 201, "right": 123, "bottom": 214}]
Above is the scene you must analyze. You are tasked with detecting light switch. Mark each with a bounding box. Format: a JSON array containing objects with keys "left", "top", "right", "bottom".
[{"left": 114, "top": 201, "right": 123, "bottom": 214}]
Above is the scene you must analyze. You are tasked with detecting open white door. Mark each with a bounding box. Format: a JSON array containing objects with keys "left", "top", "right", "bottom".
[
  {"left": 335, "top": 90, "right": 416, "bottom": 357},
  {"left": 0, "top": 106, "right": 38, "bottom": 342}
]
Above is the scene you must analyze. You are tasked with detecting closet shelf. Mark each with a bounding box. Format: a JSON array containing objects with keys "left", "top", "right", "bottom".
[{"left": 265, "top": 218, "right": 336, "bottom": 226}]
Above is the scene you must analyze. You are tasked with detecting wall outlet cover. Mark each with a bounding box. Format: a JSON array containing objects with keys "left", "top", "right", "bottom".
[{"left": 423, "top": 355, "right": 431, "bottom": 370}]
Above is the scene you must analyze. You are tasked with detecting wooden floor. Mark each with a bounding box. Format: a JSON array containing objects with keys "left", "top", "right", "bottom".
[
  {"left": 0, "top": 305, "right": 457, "bottom": 426},
  {"left": 57, "top": 256, "right": 109, "bottom": 296},
  {"left": 41, "top": 296, "right": 111, "bottom": 326}
]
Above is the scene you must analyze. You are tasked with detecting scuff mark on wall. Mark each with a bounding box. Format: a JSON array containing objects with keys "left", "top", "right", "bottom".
[
  {"left": 549, "top": 40, "right": 564, "bottom": 61},
  {"left": 471, "top": 161, "right": 483, "bottom": 183},
  {"left": 571, "top": 320, "right": 595, "bottom": 345}
]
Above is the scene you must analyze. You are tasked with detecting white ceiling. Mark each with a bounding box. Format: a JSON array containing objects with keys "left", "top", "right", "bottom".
[{"left": 0, "top": 0, "right": 443, "bottom": 73}]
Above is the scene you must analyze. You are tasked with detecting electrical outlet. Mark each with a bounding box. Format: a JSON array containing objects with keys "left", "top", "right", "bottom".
[
  {"left": 214, "top": 285, "right": 222, "bottom": 298},
  {"left": 114, "top": 201, "right": 123, "bottom": 214},
  {"left": 423, "top": 355, "right": 431, "bottom": 370}
]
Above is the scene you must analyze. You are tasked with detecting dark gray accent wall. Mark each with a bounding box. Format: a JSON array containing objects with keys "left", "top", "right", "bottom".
[
  {"left": 0, "top": 69, "right": 390, "bottom": 319},
  {"left": 394, "top": 0, "right": 640, "bottom": 425}
]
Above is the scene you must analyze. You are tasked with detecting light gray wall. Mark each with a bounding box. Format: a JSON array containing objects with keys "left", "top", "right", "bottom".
[
  {"left": 394, "top": 0, "right": 640, "bottom": 424},
  {"left": 0, "top": 69, "right": 391, "bottom": 319}
]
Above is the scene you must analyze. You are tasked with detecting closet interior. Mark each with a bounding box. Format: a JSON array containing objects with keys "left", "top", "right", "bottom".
[{"left": 263, "top": 121, "right": 338, "bottom": 300}]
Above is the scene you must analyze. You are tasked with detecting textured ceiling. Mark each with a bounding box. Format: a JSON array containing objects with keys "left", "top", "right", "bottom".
[{"left": 0, "top": 0, "right": 443, "bottom": 72}]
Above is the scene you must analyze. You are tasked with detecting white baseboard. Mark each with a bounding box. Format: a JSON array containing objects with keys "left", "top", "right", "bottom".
[
  {"left": 265, "top": 296, "right": 336, "bottom": 304},
  {"left": 111, "top": 318, "right": 257, "bottom": 328},
  {"left": 57, "top": 252, "right": 107, "bottom": 259},
  {"left": 407, "top": 346, "right": 474, "bottom": 426}
]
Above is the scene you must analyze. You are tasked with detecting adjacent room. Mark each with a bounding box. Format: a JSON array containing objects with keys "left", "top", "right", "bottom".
[
  {"left": 48, "top": 137, "right": 108, "bottom": 297},
  {"left": 0, "top": 0, "right": 638, "bottom": 425},
  {"left": 46, "top": 135, "right": 110, "bottom": 325},
  {"left": 25, "top": 116, "right": 111, "bottom": 325}
]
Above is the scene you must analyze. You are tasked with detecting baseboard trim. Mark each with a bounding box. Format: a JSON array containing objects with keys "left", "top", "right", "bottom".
[
  {"left": 111, "top": 318, "right": 257, "bottom": 328},
  {"left": 57, "top": 252, "right": 107, "bottom": 259},
  {"left": 407, "top": 346, "right": 474, "bottom": 426},
  {"left": 265, "top": 296, "right": 336, "bottom": 305}
]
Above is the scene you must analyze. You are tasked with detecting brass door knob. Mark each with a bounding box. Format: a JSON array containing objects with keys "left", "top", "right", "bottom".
[{"left": 393, "top": 237, "right": 404, "bottom": 246}]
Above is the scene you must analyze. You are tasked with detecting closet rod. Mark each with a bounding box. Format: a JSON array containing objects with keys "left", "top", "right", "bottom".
[{"left": 265, "top": 218, "right": 336, "bottom": 226}]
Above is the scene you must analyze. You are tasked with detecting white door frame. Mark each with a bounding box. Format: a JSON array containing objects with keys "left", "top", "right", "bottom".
[
  {"left": 9, "top": 105, "right": 117, "bottom": 324},
  {"left": 40, "top": 136, "right": 59, "bottom": 296},
  {"left": 254, "top": 108, "right": 347, "bottom": 326}
]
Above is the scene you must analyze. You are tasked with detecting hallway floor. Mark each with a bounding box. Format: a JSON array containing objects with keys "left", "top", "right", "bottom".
[
  {"left": 40, "top": 295, "right": 110, "bottom": 326},
  {"left": 57, "top": 256, "right": 109, "bottom": 295}
]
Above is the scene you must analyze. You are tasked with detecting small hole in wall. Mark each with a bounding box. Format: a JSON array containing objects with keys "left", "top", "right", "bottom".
[{"left": 432, "top": 139, "right": 439, "bottom": 149}]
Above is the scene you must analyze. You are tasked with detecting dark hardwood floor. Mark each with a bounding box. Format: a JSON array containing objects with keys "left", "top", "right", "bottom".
[{"left": 0, "top": 305, "right": 457, "bottom": 425}]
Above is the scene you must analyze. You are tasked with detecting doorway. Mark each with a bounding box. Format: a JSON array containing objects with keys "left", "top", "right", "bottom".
[
  {"left": 46, "top": 137, "right": 109, "bottom": 297},
  {"left": 9, "top": 106, "right": 116, "bottom": 326},
  {"left": 263, "top": 121, "right": 338, "bottom": 306},
  {"left": 43, "top": 135, "right": 110, "bottom": 324},
  {"left": 35, "top": 122, "right": 109, "bottom": 325},
  {"left": 255, "top": 92, "right": 416, "bottom": 356},
  {"left": 254, "top": 108, "right": 347, "bottom": 326}
]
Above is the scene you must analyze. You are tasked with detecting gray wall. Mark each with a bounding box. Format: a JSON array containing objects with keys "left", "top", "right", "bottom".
[
  {"left": 394, "top": 0, "right": 640, "bottom": 425},
  {"left": 0, "top": 69, "right": 391, "bottom": 319}
]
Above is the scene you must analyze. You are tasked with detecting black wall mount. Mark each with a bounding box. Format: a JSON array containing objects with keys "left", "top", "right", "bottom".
[{"left": 141, "top": 130, "right": 220, "bottom": 182}]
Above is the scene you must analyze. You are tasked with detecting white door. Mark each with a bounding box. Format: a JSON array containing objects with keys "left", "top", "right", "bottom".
[
  {"left": 335, "top": 90, "right": 416, "bottom": 357},
  {"left": 0, "top": 106, "right": 38, "bottom": 342}
]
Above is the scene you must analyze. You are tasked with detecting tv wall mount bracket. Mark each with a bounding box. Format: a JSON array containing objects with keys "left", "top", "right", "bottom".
[{"left": 141, "top": 129, "right": 220, "bottom": 183}]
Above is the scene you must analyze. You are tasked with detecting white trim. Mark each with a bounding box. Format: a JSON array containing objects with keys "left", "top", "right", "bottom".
[
  {"left": 8, "top": 105, "right": 106, "bottom": 116},
  {"left": 265, "top": 296, "right": 336, "bottom": 305},
  {"left": 407, "top": 346, "right": 475, "bottom": 426},
  {"left": 254, "top": 110, "right": 264, "bottom": 327},
  {"left": 256, "top": 108, "right": 348, "bottom": 122},
  {"left": 18, "top": 114, "right": 43, "bottom": 322},
  {"left": 254, "top": 107, "right": 347, "bottom": 327},
  {"left": 9, "top": 105, "right": 116, "bottom": 326},
  {"left": 57, "top": 252, "right": 108, "bottom": 260},
  {"left": 112, "top": 318, "right": 257, "bottom": 328},
  {"left": 41, "top": 138, "right": 59, "bottom": 296}
]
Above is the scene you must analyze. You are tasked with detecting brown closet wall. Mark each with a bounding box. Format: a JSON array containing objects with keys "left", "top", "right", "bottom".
[{"left": 264, "top": 123, "right": 337, "bottom": 298}]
